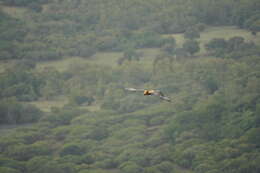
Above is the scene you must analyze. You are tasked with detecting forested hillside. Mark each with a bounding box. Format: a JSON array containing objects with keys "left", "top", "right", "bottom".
[{"left": 0, "top": 0, "right": 259, "bottom": 173}]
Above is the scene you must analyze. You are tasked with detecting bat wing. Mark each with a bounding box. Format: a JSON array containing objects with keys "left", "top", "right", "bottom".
[{"left": 125, "top": 88, "right": 145, "bottom": 92}]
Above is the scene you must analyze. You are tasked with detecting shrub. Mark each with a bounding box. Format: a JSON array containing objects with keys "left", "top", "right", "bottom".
[
  {"left": 0, "top": 98, "right": 43, "bottom": 124},
  {"left": 96, "top": 36, "right": 119, "bottom": 51},
  {"left": 119, "top": 161, "right": 143, "bottom": 173},
  {"left": 132, "top": 31, "right": 165, "bottom": 48},
  {"left": 77, "top": 46, "right": 97, "bottom": 58},
  {"left": 0, "top": 167, "right": 20, "bottom": 173},
  {"left": 60, "top": 144, "right": 83, "bottom": 157},
  {"left": 155, "top": 161, "right": 175, "bottom": 173},
  {"left": 42, "top": 107, "right": 84, "bottom": 126},
  {"left": 0, "top": 157, "right": 24, "bottom": 172},
  {"left": 205, "top": 38, "right": 227, "bottom": 51},
  {"left": 7, "top": 142, "right": 51, "bottom": 161},
  {"left": 183, "top": 40, "right": 200, "bottom": 56},
  {"left": 70, "top": 95, "right": 94, "bottom": 106}
]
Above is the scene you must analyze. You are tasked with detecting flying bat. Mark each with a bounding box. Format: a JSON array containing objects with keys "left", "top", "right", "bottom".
[{"left": 125, "top": 88, "right": 171, "bottom": 102}]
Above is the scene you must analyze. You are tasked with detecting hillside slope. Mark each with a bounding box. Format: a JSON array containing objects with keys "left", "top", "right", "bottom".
[{"left": 0, "top": 0, "right": 260, "bottom": 173}]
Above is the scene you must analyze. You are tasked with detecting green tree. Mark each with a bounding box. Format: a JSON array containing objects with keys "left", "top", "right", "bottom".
[
  {"left": 119, "top": 161, "right": 143, "bottom": 173},
  {"left": 60, "top": 143, "right": 84, "bottom": 157},
  {"left": 0, "top": 98, "right": 42, "bottom": 124},
  {"left": 205, "top": 38, "right": 227, "bottom": 56},
  {"left": 0, "top": 11, "right": 26, "bottom": 60},
  {"left": 118, "top": 47, "right": 141, "bottom": 65},
  {"left": 7, "top": 142, "right": 51, "bottom": 161},
  {"left": 0, "top": 167, "right": 20, "bottom": 173},
  {"left": 227, "top": 36, "right": 245, "bottom": 52},
  {"left": 183, "top": 40, "right": 200, "bottom": 56}
]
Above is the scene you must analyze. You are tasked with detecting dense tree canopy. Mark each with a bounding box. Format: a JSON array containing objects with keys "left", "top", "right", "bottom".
[{"left": 0, "top": 0, "right": 259, "bottom": 173}]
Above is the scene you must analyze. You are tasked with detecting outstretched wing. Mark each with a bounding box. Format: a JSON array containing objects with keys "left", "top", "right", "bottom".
[
  {"left": 125, "top": 88, "right": 145, "bottom": 92},
  {"left": 159, "top": 95, "right": 171, "bottom": 102},
  {"left": 153, "top": 90, "right": 171, "bottom": 102}
]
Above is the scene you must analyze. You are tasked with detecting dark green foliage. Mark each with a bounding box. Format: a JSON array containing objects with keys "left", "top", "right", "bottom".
[
  {"left": 70, "top": 95, "right": 94, "bottom": 106},
  {"left": 88, "top": 126, "right": 109, "bottom": 141},
  {"left": 81, "top": 154, "right": 95, "bottom": 165},
  {"left": 60, "top": 144, "right": 83, "bottom": 157},
  {"left": 183, "top": 40, "right": 200, "bottom": 56},
  {"left": 119, "top": 161, "right": 143, "bottom": 173},
  {"left": 26, "top": 156, "right": 50, "bottom": 173},
  {"left": 117, "top": 47, "right": 141, "bottom": 65},
  {"left": 0, "top": 1, "right": 259, "bottom": 173},
  {"left": 0, "top": 63, "right": 44, "bottom": 101},
  {"left": 205, "top": 37, "right": 259, "bottom": 58},
  {"left": 160, "top": 37, "right": 176, "bottom": 55},
  {"left": 0, "top": 11, "right": 26, "bottom": 60},
  {"left": 96, "top": 36, "right": 119, "bottom": 51},
  {"left": 155, "top": 161, "right": 175, "bottom": 173},
  {"left": 0, "top": 167, "right": 20, "bottom": 173},
  {"left": 26, "top": 156, "right": 77, "bottom": 173},
  {"left": 1, "top": 0, "right": 258, "bottom": 61},
  {"left": 42, "top": 107, "right": 84, "bottom": 126},
  {"left": 165, "top": 58, "right": 260, "bottom": 172},
  {"left": 0, "top": 98, "right": 42, "bottom": 124},
  {"left": 0, "top": 157, "right": 24, "bottom": 172},
  {"left": 25, "top": 50, "right": 61, "bottom": 61},
  {"left": 130, "top": 31, "right": 167, "bottom": 48},
  {"left": 227, "top": 37, "right": 245, "bottom": 52},
  {"left": 205, "top": 38, "right": 227, "bottom": 51},
  {"left": 7, "top": 142, "right": 51, "bottom": 161},
  {"left": 243, "top": 128, "right": 260, "bottom": 147},
  {"left": 232, "top": 0, "right": 260, "bottom": 29}
]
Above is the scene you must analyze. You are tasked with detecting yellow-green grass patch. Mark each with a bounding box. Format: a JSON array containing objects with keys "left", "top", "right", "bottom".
[
  {"left": 37, "top": 48, "right": 160, "bottom": 72},
  {"left": 137, "top": 48, "right": 160, "bottom": 68},
  {"left": 0, "top": 5, "right": 28, "bottom": 18},
  {"left": 0, "top": 62, "right": 7, "bottom": 73},
  {"left": 29, "top": 97, "right": 68, "bottom": 112},
  {"left": 91, "top": 51, "right": 123, "bottom": 67},
  {"left": 79, "top": 104, "right": 101, "bottom": 112}
]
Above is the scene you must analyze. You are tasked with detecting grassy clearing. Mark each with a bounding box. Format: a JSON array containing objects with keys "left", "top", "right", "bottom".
[
  {"left": 0, "top": 60, "right": 16, "bottom": 73},
  {"left": 91, "top": 51, "right": 123, "bottom": 67},
  {"left": 0, "top": 62, "right": 6, "bottom": 73},
  {"left": 137, "top": 48, "right": 160, "bottom": 68},
  {"left": 30, "top": 95, "right": 101, "bottom": 112},
  {"left": 37, "top": 48, "right": 160, "bottom": 72},
  {"left": 36, "top": 52, "right": 123, "bottom": 72},
  {"left": 36, "top": 57, "right": 88, "bottom": 72},
  {"left": 29, "top": 96, "right": 68, "bottom": 112},
  {"left": 81, "top": 104, "right": 101, "bottom": 112},
  {"left": 84, "top": 48, "right": 160, "bottom": 70},
  {"left": 0, "top": 5, "right": 28, "bottom": 18}
]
